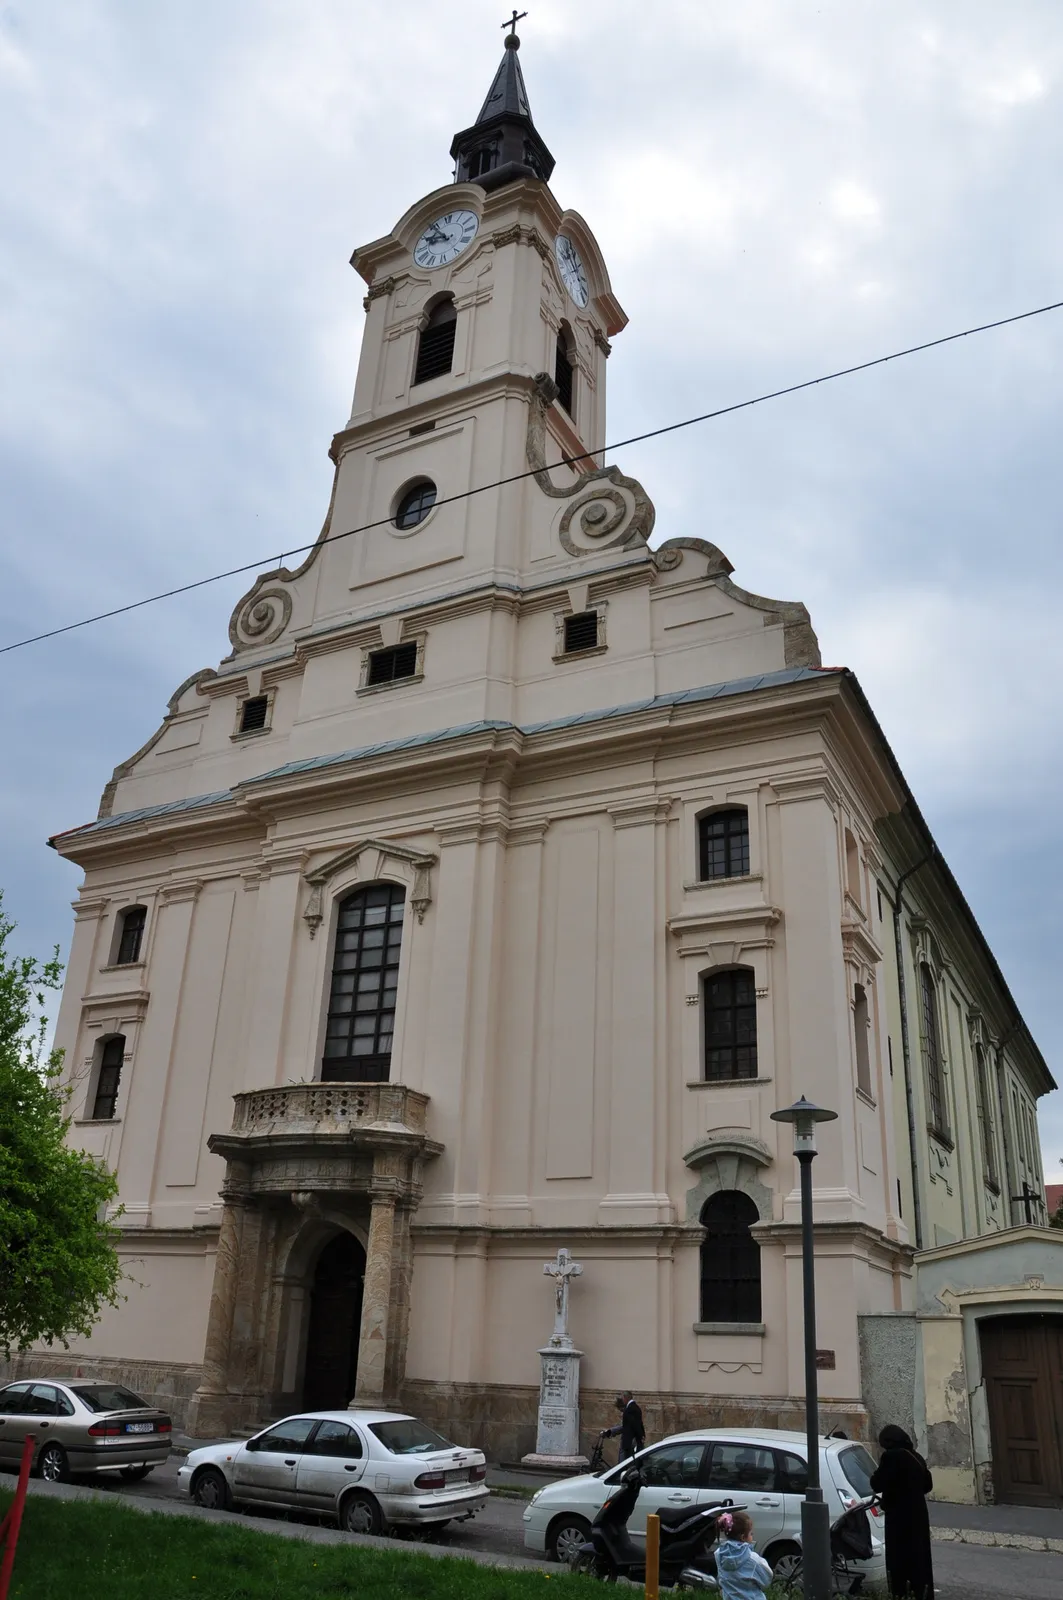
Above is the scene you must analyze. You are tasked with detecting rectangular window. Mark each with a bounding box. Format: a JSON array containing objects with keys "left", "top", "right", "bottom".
[
  {"left": 92, "top": 1037, "right": 125, "bottom": 1120},
  {"left": 239, "top": 696, "right": 269, "bottom": 733},
  {"left": 116, "top": 907, "right": 146, "bottom": 966},
  {"left": 555, "top": 338, "right": 575, "bottom": 416},
  {"left": 563, "top": 611, "right": 599, "bottom": 654},
  {"left": 366, "top": 643, "right": 418, "bottom": 687},
  {"left": 698, "top": 809, "right": 750, "bottom": 881},
  {"left": 704, "top": 968, "right": 758, "bottom": 1081},
  {"left": 919, "top": 964, "right": 950, "bottom": 1140}
]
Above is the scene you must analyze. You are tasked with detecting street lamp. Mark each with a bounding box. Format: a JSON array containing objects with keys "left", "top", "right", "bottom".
[{"left": 771, "top": 1095, "right": 838, "bottom": 1600}]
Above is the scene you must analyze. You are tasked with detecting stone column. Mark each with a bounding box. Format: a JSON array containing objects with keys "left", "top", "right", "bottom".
[
  {"left": 186, "top": 1184, "right": 248, "bottom": 1437},
  {"left": 354, "top": 1193, "right": 396, "bottom": 1405}
]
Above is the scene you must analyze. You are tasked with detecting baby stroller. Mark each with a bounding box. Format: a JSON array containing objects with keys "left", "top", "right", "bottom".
[{"left": 776, "top": 1496, "right": 879, "bottom": 1596}]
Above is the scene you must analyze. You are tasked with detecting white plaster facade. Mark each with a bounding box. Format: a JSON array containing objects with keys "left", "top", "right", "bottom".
[{"left": 21, "top": 41, "right": 1055, "bottom": 1472}]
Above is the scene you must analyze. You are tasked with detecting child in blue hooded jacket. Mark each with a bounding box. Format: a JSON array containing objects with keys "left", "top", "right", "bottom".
[{"left": 714, "top": 1510, "right": 773, "bottom": 1600}]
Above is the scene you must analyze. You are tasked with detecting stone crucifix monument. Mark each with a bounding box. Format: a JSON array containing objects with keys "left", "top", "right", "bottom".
[{"left": 521, "top": 1247, "right": 589, "bottom": 1469}]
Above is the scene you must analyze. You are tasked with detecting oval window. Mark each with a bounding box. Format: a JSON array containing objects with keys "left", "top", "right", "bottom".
[{"left": 394, "top": 480, "right": 437, "bottom": 530}]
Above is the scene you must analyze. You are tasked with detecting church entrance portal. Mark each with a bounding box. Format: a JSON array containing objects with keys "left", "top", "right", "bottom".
[{"left": 303, "top": 1232, "right": 366, "bottom": 1412}]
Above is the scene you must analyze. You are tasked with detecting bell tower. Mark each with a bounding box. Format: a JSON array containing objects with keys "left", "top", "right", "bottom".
[{"left": 313, "top": 25, "right": 628, "bottom": 607}]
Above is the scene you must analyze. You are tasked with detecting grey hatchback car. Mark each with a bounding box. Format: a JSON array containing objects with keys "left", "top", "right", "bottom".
[{"left": 0, "top": 1380, "right": 172, "bottom": 1482}]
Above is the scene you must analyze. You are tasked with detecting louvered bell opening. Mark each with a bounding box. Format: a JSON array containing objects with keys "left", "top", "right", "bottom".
[
  {"left": 554, "top": 337, "right": 574, "bottom": 416},
  {"left": 414, "top": 304, "right": 457, "bottom": 385},
  {"left": 240, "top": 695, "right": 269, "bottom": 732},
  {"left": 563, "top": 611, "right": 599, "bottom": 654},
  {"left": 367, "top": 643, "right": 418, "bottom": 687}
]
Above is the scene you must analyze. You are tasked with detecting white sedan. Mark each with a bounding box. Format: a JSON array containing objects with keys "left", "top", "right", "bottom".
[
  {"left": 177, "top": 1409, "right": 488, "bottom": 1535},
  {"left": 523, "top": 1426, "right": 886, "bottom": 1587}
]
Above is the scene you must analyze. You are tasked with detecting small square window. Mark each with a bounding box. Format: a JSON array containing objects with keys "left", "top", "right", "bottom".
[
  {"left": 563, "top": 611, "right": 599, "bottom": 654},
  {"left": 239, "top": 696, "right": 270, "bottom": 733},
  {"left": 366, "top": 643, "right": 418, "bottom": 687}
]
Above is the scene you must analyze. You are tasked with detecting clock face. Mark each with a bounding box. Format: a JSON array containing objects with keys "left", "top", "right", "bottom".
[
  {"left": 555, "top": 235, "right": 589, "bottom": 308},
  {"left": 413, "top": 210, "right": 479, "bottom": 270}
]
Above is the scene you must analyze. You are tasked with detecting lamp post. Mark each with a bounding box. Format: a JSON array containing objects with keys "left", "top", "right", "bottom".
[{"left": 771, "top": 1095, "right": 838, "bottom": 1600}]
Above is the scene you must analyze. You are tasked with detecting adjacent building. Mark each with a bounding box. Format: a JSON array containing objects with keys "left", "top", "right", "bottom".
[{"left": 14, "top": 34, "right": 1061, "bottom": 1505}]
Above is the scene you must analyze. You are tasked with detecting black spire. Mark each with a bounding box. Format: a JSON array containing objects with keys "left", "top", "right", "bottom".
[{"left": 450, "top": 23, "right": 554, "bottom": 191}]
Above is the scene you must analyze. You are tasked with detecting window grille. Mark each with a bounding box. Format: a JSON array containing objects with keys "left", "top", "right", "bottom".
[
  {"left": 239, "top": 696, "right": 269, "bottom": 733},
  {"left": 563, "top": 611, "right": 599, "bottom": 654},
  {"left": 975, "top": 1043, "right": 999, "bottom": 1189},
  {"left": 394, "top": 481, "right": 437, "bottom": 529},
  {"left": 92, "top": 1036, "right": 125, "bottom": 1120},
  {"left": 853, "top": 984, "right": 872, "bottom": 1096},
  {"left": 322, "top": 885, "right": 405, "bottom": 1082},
  {"left": 698, "top": 808, "right": 750, "bottom": 880},
  {"left": 704, "top": 968, "right": 758, "bottom": 1081},
  {"left": 920, "top": 963, "right": 950, "bottom": 1140},
  {"left": 554, "top": 332, "right": 574, "bottom": 415},
  {"left": 699, "top": 1191, "right": 761, "bottom": 1322},
  {"left": 366, "top": 643, "right": 418, "bottom": 687},
  {"left": 413, "top": 301, "right": 457, "bottom": 384},
  {"left": 115, "top": 907, "right": 146, "bottom": 966}
]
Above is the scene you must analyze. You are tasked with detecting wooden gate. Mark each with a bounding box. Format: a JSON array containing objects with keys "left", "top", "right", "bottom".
[{"left": 980, "top": 1314, "right": 1063, "bottom": 1507}]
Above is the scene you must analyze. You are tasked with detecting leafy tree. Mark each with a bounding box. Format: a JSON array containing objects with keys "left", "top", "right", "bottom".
[{"left": 0, "top": 892, "right": 123, "bottom": 1356}]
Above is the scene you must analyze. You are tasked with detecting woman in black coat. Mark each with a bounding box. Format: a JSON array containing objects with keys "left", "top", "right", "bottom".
[{"left": 869, "top": 1425, "right": 935, "bottom": 1600}]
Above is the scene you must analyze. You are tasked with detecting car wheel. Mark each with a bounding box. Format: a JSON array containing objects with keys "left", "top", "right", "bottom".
[
  {"left": 193, "top": 1467, "right": 232, "bottom": 1511},
  {"left": 766, "top": 1541, "right": 803, "bottom": 1592},
  {"left": 37, "top": 1443, "right": 70, "bottom": 1484},
  {"left": 119, "top": 1465, "right": 154, "bottom": 1483},
  {"left": 342, "top": 1490, "right": 384, "bottom": 1537},
  {"left": 547, "top": 1513, "right": 592, "bottom": 1565}
]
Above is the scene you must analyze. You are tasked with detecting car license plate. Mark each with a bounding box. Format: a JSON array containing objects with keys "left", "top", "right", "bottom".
[
  {"left": 126, "top": 1422, "right": 155, "bottom": 1433},
  {"left": 444, "top": 1468, "right": 468, "bottom": 1484}
]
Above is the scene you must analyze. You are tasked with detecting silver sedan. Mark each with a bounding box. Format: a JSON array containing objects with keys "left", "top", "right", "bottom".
[
  {"left": 178, "top": 1409, "right": 489, "bottom": 1535},
  {"left": 0, "top": 1379, "right": 172, "bottom": 1482}
]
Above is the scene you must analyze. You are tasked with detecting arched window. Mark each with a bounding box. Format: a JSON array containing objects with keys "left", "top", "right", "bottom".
[
  {"left": 322, "top": 885, "right": 405, "bottom": 1083},
  {"left": 919, "top": 963, "right": 949, "bottom": 1140},
  {"left": 554, "top": 328, "right": 575, "bottom": 416},
  {"left": 844, "top": 829, "right": 862, "bottom": 906},
  {"left": 114, "top": 906, "right": 146, "bottom": 966},
  {"left": 92, "top": 1035, "right": 125, "bottom": 1120},
  {"left": 853, "top": 984, "right": 872, "bottom": 1097},
  {"left": 699, "top": 1191, "right": 761, "bottom": 1323},
  {"left": 413, "top": 299, "right": 457, "bottom": 385},
  {"left": 975, "top": 1043, "right": 999, "bottom": 1189},
  {"left": 704, "top": 967, "right": 758, "bottom": 1081},
  {"left": 698, "top": 808, "right": 749, "bottom": 881}
]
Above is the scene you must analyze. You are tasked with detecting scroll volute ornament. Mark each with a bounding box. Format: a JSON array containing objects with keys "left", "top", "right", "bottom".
[{"left": 526, "top": 372, "right": 656, "bottom": 555}]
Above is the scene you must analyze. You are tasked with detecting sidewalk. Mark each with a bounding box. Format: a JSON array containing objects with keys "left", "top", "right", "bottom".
[{"left": 930, "top": 1498, "right": 1063, "bottom": 1553}]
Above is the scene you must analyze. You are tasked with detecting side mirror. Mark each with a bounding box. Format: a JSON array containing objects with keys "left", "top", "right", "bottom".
[{"left": 244, "top": 1437, "right": 260, "bottom": 1453}]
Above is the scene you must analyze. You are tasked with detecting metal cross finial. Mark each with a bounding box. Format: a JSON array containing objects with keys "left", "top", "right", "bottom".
[{"left": 502, "top": 9, "right": 528, "bottom": 36}]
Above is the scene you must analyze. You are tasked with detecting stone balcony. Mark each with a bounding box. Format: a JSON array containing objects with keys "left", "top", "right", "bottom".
[{"left": 208, "top": 1081, "right": 441, "bottom": 1198}]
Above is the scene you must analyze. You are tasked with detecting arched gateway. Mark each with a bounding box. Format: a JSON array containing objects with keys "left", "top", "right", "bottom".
[{"left": 185, "top": 1083, "right": 440, "bottom": 1437}]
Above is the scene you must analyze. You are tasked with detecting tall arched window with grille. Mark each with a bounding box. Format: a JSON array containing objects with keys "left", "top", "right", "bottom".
[
  {"left": 321, "top": 885, "right": 405, "bottom": 1083},
  {"left": 699, "top": 1191, "right": 762, "bottom": 1322},
  {"left": 919, "top": 962, "right": 950, "bottom": 1140},
  {"left": 703, "top": 967, "right": 758, "bottom": 1081},
  {"left": 554, "top": 326, "right": 575, "bottom": 416},
  {"left": 92, "top": 1035, "right": 126, "bottom": 1120},
  {"left": 975, "top": 1043, "right": 999, "bottom": 1189}
]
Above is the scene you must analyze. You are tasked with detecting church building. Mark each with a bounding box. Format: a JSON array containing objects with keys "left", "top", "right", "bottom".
[{"left": 22, "top": 32, "right": 1063, "bottom": 1504}]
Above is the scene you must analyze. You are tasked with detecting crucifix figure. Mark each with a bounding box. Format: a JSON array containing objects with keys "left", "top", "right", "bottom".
[
  {"left": 502, "top": 9, "right": 528, "bottom": 36},
  {"left": 543, "top": 1247, "right": 583, "bottom": 1345}
]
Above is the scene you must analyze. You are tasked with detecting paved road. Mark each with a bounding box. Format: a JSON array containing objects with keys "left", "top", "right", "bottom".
[{"left": 46, "top": 1461, "right": 1063, "bottom": 1594}]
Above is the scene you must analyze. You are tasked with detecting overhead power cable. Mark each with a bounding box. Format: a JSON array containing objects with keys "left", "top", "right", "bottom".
[{"left": 3, "top": 293, "right": 1062, "bottom": 658}]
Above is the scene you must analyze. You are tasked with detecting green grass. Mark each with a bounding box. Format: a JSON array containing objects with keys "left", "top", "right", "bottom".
[{"left": 0, "top": 1491, "right": 606, "bottom": 1600}]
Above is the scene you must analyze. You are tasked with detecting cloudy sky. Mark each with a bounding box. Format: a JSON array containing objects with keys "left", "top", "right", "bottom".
[{"left": 2, "top": 2, "right": 1061, "bottom": 1171}]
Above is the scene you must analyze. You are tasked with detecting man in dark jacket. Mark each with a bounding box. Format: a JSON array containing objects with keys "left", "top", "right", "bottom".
[{"left": 604, "top": 1391, "right": 645, "bottom": 1459}]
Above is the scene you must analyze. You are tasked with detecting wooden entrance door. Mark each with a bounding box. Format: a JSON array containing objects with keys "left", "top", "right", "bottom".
[
  {"left": 981, "top": 1315, "right": 1063, "bottom": 1507},
  {"left": 302, "top": 1232, "right": 365, "bottom": 1412}
]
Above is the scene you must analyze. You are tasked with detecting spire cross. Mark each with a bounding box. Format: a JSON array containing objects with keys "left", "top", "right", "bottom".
[{"left": 502, "top": 9, "right": 527, "bottom": 35}]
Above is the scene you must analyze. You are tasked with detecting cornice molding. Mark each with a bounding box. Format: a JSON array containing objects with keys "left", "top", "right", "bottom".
[{"left": 303, "top": 838, "right": 436, "bottom": 934}]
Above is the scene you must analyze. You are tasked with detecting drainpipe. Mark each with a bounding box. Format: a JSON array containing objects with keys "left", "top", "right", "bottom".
[
  {"left": 994, "top": 1021, "right": 1020, "bottom": 1228},
  {"left": 885, "top": 854, "right": 933, "bottom": 1253}
]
